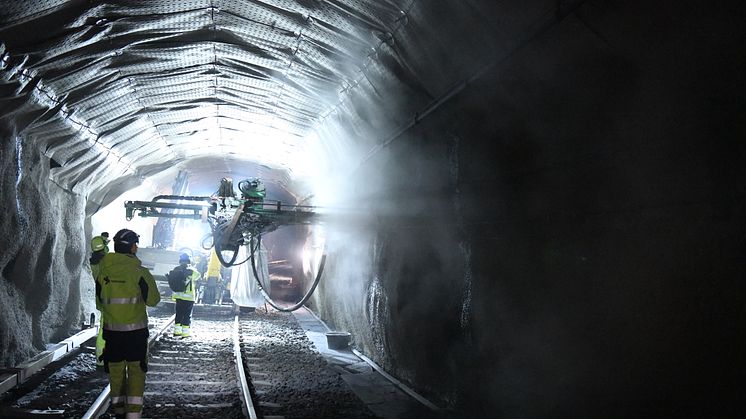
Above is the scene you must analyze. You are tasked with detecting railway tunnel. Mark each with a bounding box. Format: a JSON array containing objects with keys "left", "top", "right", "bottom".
[{"left": 0, "top": 1, "right": 744, "bottom": 417}]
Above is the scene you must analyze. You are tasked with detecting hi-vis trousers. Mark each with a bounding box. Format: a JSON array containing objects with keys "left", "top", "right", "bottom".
[
  {"left": 102, "top": 328, "right": 149, "bottom": 418},
  {"left": 108, "top": 360, "right": 146, "bottom": 416}
]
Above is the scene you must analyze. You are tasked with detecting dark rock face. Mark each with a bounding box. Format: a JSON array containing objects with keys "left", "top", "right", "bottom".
[{"left": 306, "top": 1, "right": 746, "bottom": 417}]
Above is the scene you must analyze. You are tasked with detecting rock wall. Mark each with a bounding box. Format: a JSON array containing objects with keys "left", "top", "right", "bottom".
[
  {"left": 0, "top": 131, "right": 93, "bottom": 367},
  {"left": 309, "top": 1, "right": 745, "bottom": 416}
]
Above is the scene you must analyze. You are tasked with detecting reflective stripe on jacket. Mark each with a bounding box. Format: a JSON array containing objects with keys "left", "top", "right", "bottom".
[
  {"left": 97, "top": 253, "right": 160, "bottom": 332},
  {"left": 172, "top": 264, "right": 200, "bottom": 301}
]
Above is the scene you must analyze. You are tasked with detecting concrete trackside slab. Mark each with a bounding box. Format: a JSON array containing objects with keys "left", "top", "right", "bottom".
[
  {"left": 1, "top": 327, "right": 98, "bottom": 394},
  {"left": 48, "top": 343, "right": 70, "bottom": 363},
  {"left": 61, "top": 327, "right": 97, "bottom": 350},
  {"left": 0, "top": 371, "right": 20, "bottom": 394},
  {"left": 16, "top": 351, "right": 54, "bottom": 383},
  {"left": 292, "top": 307, "right": 438, "bottom": 419}
]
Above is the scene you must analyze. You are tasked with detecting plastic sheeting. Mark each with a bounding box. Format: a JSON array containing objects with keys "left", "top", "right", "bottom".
[
  {"left": 229, "top": 243, "right": 270, "bottom": 308},
  {"left": 0, "top": 0, "right": 408, "bottom": 201}
]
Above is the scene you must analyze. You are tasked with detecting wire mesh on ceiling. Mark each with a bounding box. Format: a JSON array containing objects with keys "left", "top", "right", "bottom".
[{"left": 0, "top": 0, "right": 407, "bottom": 188}]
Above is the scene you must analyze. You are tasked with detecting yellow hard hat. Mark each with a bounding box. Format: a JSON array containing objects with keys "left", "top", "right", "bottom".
[{"left": 91, "top": 236, "right": 107, "bottom": 252}]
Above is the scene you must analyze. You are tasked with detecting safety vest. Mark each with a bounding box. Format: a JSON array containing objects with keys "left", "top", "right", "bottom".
[
  {"left": 97, "top": 253, "right": 161, "bottom": 331},
  {"left": 90, "top": 250, "right": 105, "bottom": 280},
  {"left": 172, "top": 264, "right": 200, "bottom": 301}
]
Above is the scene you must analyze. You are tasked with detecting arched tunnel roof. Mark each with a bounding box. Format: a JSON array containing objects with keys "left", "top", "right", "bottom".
[{"left": 0, "top": 0, "right": 408, "bottom": 204}]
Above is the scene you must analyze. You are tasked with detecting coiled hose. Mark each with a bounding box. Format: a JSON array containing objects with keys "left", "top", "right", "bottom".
[
  {"left": 209, "top": 219, "right": 240, "bottom": 266},
  {"left": 249, "top": 233, "right": 326, "bottom": 312}
]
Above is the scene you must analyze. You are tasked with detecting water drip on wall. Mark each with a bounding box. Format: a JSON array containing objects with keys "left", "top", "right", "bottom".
[
  {"left": 14, "top": 136, "right": 26, "bottom": 227},
  {"left": 459, "top": 242, "right": 473, "bottom": 334},
  {"left": 366, "top": 275, "right": 389, "bottom": 356},
  {"left": 448, "top": 134, "right": 472, "bottom": 336}
]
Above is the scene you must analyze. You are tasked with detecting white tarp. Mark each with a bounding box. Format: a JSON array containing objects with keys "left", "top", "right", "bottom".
[{"left": 230, "top": 244, "right": 270, "bottom": 308}]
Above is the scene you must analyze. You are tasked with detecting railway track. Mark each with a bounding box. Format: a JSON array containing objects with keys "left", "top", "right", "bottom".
[
  {"left": 1, "top": 305, "right": 255, "bottom": 419},
  {"left": 3, "top": 302, "right": 437, "bottom": 418},
  {"left": 84, "top": 308, "right": 254, "bottom": 419}
]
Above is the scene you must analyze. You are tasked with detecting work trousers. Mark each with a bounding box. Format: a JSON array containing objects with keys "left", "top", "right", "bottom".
[
  {"left": 203, "top": 277, "right": 218, "bottom": 304},
  {"left": 102, "top": 328, "right": 149, "bottom": 416},
  {"left": 175, "top": 299, "right": 194, "bottom": 326}
]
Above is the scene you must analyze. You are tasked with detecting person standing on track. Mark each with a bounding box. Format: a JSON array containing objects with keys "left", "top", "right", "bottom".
[
  {"left": 171, "top": 252, "right": 200, "bottom": 337},
  {"left": 89, "top": 232, "right": 110, "bottom": 368},
  {"left": 97, "top": 229, "right": 160, "bottom": 419}
]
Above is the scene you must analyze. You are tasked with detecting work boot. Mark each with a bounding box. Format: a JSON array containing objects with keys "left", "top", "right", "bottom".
[
  {"left": 173, "top": 324, "right": 182, "bottom": 336},
  {"left": 181, "top": 325, "right": 190, "bottom": 337}
]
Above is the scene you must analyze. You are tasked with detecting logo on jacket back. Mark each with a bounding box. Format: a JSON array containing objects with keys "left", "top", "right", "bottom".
[{"left": 103, "top": 277, "right": 125, "bottom": 284}]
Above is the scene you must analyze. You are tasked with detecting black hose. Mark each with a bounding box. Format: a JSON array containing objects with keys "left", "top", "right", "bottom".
[
  {"left": 228, "top": 251, "right": 253, "bottom": 267},
  {"left": 214, "top": 239, "right": 240, "bottom": 267},
  {"left": 210, "top": 220, "right": 240, "bottom": 267},
  {"left": 200, "top": 233, "right": 213, "bottom": 250},
  {"left": 249, "top": 234, "right": 326, "bottom": 312}
]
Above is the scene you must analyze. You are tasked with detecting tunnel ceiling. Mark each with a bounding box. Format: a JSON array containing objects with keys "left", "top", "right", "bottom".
[{"left": 0, "top": 0, "right": 408, "bottom": 199}]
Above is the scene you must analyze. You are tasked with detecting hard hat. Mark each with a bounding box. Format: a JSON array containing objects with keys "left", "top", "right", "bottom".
[
  {"left": 91, "top": 236, "right": 106, "bottom": 252},
  {"left": 179, "top": 253, "right": 191, "bottom": 264},
  {"left": 113, "top": 229, "right": 139, "bottom": 245}
]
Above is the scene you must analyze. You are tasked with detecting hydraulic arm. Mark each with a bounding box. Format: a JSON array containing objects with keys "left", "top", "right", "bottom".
[{"left": 124, "top": 177, "right": 319, "bottom": 266}]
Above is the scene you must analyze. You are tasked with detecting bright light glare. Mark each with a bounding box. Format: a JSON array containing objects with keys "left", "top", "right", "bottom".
[
  {"left": 179, "top": 114, "right": 315, "bottom": 178},
  {"left": 91, "top": 182, "right": 160, "bottom": 247},
  {"left": 173, "top": 222, "right": 211, "bottom": 251},
  {"left": 301, "top": 226, "right": 326, "bottom": 277}
]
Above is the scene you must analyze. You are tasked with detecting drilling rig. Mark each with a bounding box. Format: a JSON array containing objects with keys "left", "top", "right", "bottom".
[{"left": 125, "top": 177, "right": 318, "bottom": 267}]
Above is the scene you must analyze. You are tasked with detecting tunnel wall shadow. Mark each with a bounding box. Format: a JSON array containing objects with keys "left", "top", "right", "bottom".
[{"left": 309, "top": 1, "right": 745, "bottom": 417}]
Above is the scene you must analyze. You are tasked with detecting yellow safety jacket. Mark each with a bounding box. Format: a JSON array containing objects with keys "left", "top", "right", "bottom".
[
  {"left": 206, "top": 249, "right": 221, "bottom": 278},
  {"left": 172, "top": 264, "right": 200, "bottom": 302},
  {"left": 90, "top": 251, "right": 104, "bottom": 310},
  {"left": 96, "top": 253, "right": 160, "bottom": 331}
]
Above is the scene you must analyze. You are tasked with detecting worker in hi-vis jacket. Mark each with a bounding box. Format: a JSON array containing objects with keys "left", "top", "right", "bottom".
[
  {"left": 172, "top": 252, "right": 200, "bottom": 337},
  {"left": 96, "top": 229, "right": 160, "bottom": 419},
  {"left": 89, "top": 233, "right": 109, "bottom": 367}
]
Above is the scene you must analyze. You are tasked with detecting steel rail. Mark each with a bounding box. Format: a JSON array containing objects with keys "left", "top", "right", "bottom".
[
  {"left": 351, "top": 348, "right": 439, "bottom": 411},
  {"left": 82, "top": 314, "right": 175, "bottom": 419},
  {"left": 234, "top": 315, "right": 258, "bottom": 419}
]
